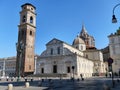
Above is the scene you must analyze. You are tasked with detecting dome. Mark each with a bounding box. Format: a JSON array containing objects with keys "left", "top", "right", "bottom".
[
  {"left": 72, "top": 36, "right": 85, "bottom": 45},
  {"left": 21, "top": 3, "right": 36, "bottom": 9}
]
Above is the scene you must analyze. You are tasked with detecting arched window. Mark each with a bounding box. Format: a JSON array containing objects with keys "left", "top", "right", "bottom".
[
  {"left": 30, "top": 16, "right": 33, "bottom": 23},
  {"left": 22, "top": 15, "right": 26, "bottom": 23}
]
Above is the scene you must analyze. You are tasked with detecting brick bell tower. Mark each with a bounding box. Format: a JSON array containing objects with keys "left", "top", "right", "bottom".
[{"left": 16, "top": 3, "right": 36, "bottom": 76}]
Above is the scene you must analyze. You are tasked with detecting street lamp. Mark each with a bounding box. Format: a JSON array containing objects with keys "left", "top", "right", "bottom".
[
  {"left": 112, "top": 3, "right": 120, "bottom": 23},
  {"left": 34, "top": 56, "right": 37, "bottom": 74},
  {"left": 16, "top": 41, "right": 24, "bottom": 81}
]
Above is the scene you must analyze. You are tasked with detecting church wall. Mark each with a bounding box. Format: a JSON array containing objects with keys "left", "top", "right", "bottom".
[
  {"left": 46, "top": 43, "right": 64, "bottom": 56},
  {"left": 76, "top": 56, "right": 93, "bottom": 78},
  {"left": 73, "top": 44, "right": 86, "bottom": 51},
  {"left": 36, "top": 55, "right": 77, "bottom": 75},
  {"left": 84, "top": 50, "right": 103, "bottom": 61},
  {"left": 63, "top": 43, "right": 84, "bottom": 56},
  {"left": 93, "top": 61, "right": 106, "bottom": 75},
  {"left": 84, "top": 50, "right": 107, "bottom": 75},
  {"left": 37, "top": 38, "right": 105, "bottom": 78}
]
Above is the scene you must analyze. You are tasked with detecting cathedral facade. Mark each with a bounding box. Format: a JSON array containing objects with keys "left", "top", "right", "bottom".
[{"left": 36, "top": 25, "right": 106, "bottom": 78}]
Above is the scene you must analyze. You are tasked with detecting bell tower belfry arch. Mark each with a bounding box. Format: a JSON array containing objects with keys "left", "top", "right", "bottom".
[{"left": 16, "top": 3, "right": 36, "bottom": 76}]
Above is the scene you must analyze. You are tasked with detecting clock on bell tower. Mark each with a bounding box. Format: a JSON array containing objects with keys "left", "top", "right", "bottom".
[{"left": 16, "top": 3, "right": 36, "bottom": 76}]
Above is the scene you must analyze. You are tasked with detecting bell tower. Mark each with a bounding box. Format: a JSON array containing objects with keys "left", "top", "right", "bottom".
[{"left": 16, "top": 3, "right": 36, "bottom": 76}]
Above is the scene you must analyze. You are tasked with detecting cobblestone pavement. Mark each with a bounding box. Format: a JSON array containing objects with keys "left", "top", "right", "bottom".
[{"left": 0, "top": 77, "right": 120, "bottom": 90}]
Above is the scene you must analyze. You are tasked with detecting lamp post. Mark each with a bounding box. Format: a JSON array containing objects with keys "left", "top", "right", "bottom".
[
  {"left": 111, "top": 3, "right": 120, "bottom": 86},
  {"left": 112, "top": 3, "right": 120, "bottom": 23},
  {"left": 105, "top": 67, "right": 108, "bottom": 78},
  {"left": 34, "top": 56, "right": 37, "bottom": 74},
  {"left": 16, "top": 41, "right": 24, "bottom": 81},
  {"left": 72, "top": 66, "right": 75, "bottom": 80}
]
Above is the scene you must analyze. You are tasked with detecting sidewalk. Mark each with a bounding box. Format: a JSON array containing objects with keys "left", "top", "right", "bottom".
[
  {"left": 0, "top": 86, "right": 48, "bottom": 90},
  {"left": 111, "top": 80, "right": 120, "bottom": 90},
  {"left": 0, "top": 77, "right": 120, "bottom": 90}
]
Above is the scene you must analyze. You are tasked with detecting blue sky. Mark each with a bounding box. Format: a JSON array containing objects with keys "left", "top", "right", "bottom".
[{"left": 0, "top": 0, "right": 120, "bottom": 58}]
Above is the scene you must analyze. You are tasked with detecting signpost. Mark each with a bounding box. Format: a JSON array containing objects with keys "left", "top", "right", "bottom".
[
  {"left": 108, "top": 57, "right": 113, "bottom": 65},
  {"left": 108, "top": 57, "right": 113, "bottom": 72},
  {"left": 107, "top": 57, "right": 114, "bottom": 88}
]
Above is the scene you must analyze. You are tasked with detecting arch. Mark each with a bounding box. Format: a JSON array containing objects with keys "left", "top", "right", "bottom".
[
  {"left": 30, "top": 16, "right": 33, "bottom": 23},
  {"left": 22, "top": 15, "right": 26, "bottom": 23}
]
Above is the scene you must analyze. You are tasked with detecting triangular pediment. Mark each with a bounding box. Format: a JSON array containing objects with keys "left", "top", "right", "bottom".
[{"left": 46, "top": 38, "right": 64, "bottom": 46}]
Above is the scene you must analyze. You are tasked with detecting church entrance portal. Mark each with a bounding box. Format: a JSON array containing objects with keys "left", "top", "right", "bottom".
[{"left": 53, "top": 65, "right": 57, "bottom": 73}]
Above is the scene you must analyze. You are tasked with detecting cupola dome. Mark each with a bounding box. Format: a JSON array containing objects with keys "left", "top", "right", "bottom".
[{"left": 72, "top": 36, "right": 85, "bottom": 45}]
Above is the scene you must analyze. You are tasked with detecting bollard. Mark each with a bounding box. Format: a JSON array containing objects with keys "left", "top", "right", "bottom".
[
  {"left": 8, "top": 84, "right": 13, "bottom": 90},
  {"left": 25, "top": 82, "right": 29, "bottom": 88}
]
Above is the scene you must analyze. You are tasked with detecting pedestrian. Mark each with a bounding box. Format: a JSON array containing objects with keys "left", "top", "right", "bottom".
[
  {"left": 80, "top": 74, "right": 83, "bottom": 78},
  {"left": 80, "top": 74, "right": 84, "bottom": 81},
  {"left": 109, "top": 73, "right": 111, "bottom": 78}
]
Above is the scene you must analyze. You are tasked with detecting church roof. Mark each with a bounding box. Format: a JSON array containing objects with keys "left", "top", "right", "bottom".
[
  {"left": 80, "top": 24, "right": 87, "bottom": 34},
  {"left": 41, "top": 38, "right": 84, "bottom": 57},
  {"left": 72, "top": 36, "right": 85, "bottom": 45},
  {"left": 81, "top": 24, "right": 87, "bottom": 33},
  {"left": 21, "top": 3, "right": 36, "bottom": 9},
  {"left": 46, "top": 38, "right": 64, "bottom": 46}
]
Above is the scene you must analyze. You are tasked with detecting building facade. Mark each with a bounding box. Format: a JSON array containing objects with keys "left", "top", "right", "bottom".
[
  {"left": 16, "top": 3, "right": 36, "bottom": 76},
  {"left": 0, "top": 55, "right": 38, "bottom": 78},
  {"left": 36, "top": 25, "right": 106, "bottom": 78},
  {"left": 108, "top": 27, "right": 120, "bottom": 73},
  {"left": 36, "top": 38, "right": 94, "bottom": 78},
  {"left": 84, "top": 50, "right": 106, "bottom": 76},
  {"left": 0, "top": 57, "right": 16, "bottom": 78}
]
